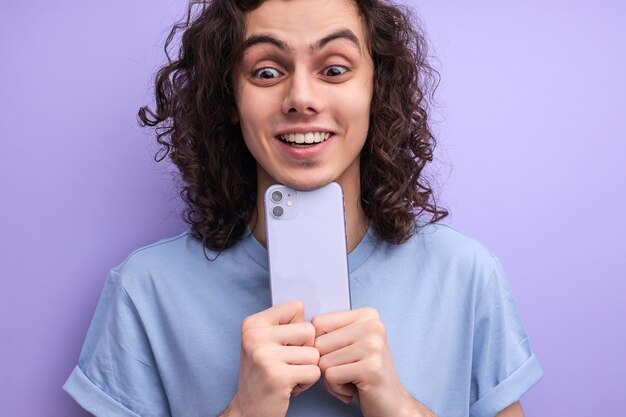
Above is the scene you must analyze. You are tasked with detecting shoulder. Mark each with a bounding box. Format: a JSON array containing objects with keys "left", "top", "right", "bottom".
[
  {"left": 376, "top": 222, "right": 498, "bottom": 268},
  {"left": 107, "top": 231, "right": 214, "bottom": 294},
  {"left": 113, "top": 230, "right": 205, "bottom": 275},
  {"left": 413, "top": 222, "right": 495, "bottom": 260},
  {"left": 366, "top": 222, "right": 502, "bottom": 291},
  {"left": 107, "top": 230, "right": 265, "bottom": 298},
  {"left": 413, "top": 222, "right": 505, "bottom": 291}
]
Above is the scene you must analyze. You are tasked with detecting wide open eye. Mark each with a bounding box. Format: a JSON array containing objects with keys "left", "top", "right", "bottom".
[
  {"left": 253, "top": 67, "right": 281, "bottom": 79},
  {"left": 322, "top": 65, "right": 349, "bottom": 77}
]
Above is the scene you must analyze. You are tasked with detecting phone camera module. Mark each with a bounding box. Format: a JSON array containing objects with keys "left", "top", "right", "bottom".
[
  {"left": 272, "top": 205, "right": 284, "bottom": 218},
  {"left": 271, "top": 190, "right": 283, "bottom": 203}
]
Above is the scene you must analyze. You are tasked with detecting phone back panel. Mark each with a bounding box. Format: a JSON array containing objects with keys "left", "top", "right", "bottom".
[{"left": 264, "top": 182, "right": 351, "bottom": 321}]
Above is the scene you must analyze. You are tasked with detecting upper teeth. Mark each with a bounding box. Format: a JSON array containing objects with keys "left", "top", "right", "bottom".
[{"left": 279, "top": 132, "right": 331, "bottom": 144}]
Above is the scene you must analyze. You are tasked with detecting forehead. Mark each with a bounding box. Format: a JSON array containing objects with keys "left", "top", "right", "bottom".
[{"left": 244, "top": 0, "right": 366, "bottom": 47}]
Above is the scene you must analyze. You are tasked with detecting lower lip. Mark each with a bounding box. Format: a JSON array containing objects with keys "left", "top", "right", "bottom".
[{"left": 275, "top": 135, "right": 334, "bottom": 159}]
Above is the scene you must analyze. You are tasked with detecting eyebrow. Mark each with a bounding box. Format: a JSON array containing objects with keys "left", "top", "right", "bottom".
[
  {"left": 315, "top": 29, "right": 361, "bottom": 53},
  {"left": 243, "top": 34, "right": 291, "bottom": 53},
  {"left": 242, "top": 29, "right": 362, "bottom": 55}
]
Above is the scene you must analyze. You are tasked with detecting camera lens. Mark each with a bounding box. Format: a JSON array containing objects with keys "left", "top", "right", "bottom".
[
  {"left": 271, "top": 190, "right": 283, "bottom": 203},
  {"left": 272, "top": 205, "right": 284, "bottom": 218}
]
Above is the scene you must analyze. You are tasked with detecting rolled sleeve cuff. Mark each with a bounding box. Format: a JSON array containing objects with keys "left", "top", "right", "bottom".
[
  {"left": 63, "top": 366, "right": 140, "bottom": 417},
  {"left": 470, "top": 354, "right": 543, "bottom": 417}
]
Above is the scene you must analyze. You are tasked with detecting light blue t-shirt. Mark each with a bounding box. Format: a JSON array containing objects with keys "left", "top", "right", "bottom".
[{"left": 64, "top": 223, "right": 542, "bottom": 417}]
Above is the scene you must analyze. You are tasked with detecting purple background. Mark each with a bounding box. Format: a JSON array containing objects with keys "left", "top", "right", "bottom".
[{"left": 1, "top": 1, "right": 624, "bottom": 415}]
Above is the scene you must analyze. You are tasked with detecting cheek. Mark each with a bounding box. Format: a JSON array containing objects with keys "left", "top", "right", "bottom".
[
  {"left": 236, "top": 97, "right": 263, "bottom": 146},
  {"left": 233, "top": 80, "right": 259, "bottom": 124},
  {"left": 344, "top": 73, "right": 373, "bottom": 128},
  {"left": 347, "top": 90, "right": 373, "bottom": 141},
  {"left": 239, "top": 121, "right": 261, "bottom": 158},
  {"left": 236, "top": 87, "right": 276, "bottom": 131}
]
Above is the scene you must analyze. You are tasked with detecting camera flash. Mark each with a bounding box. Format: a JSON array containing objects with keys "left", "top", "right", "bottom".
[{"left": 287, "top": 200, "right": 293, "bottom": 207}]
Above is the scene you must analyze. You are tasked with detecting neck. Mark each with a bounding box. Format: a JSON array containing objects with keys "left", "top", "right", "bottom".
[{"left": 249, "top": 176, "right": 368, "bottom": 253}]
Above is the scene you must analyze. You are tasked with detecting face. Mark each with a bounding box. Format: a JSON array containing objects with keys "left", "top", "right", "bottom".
[{"left": 233, "top": 0, "right": 374, "bottom": 192}]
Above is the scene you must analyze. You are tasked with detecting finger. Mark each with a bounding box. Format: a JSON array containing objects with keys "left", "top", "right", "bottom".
[
  {"left": 291, "top": 381, "right": 316, "bottom": 397},
  {"left": 312, "top": 307, "right": 380, "bottom": 337},
  {"left": 324, "top": 361, "right": 364, "bottom": 388},
  {"left": 315, "top": 318, "right": 386, "bottom": 356},
  {"left": 291, "top": 385, "right": 305, "bottom": 397},
  {"left": 243, "top": 301, "right": 305, "bottom": 330},
  {"left": 247, "top": 345, "right": 319, "bottom": 371},
  {"left": 274, "top": 345, "right": 320, "bottom": 366},
  {"left": 318, "top": 344, "right": 361, "bottom": 372},
  {"left": 324, "top": 379, "right": 355, "bottom": 404},
  {"left": 315, "top": 325, "right": 357, "bottom": 356},
  {"left": 244, "top": 322, "right": 316, "bottom": 347},
  {"left": 288, "top": 364, "right": 321, "bottom": 390},
  {"left": 335, "top": 382, "right": 357, "bottom": 398},
  {"left": 319, "top": 345, "right": 361, "bottom": 403},
  {"left": 269, "top": 322, "right": 316, "bottom": 347},
  {"left": 292, "top": 375, "right": 321, "bottom": 397}
]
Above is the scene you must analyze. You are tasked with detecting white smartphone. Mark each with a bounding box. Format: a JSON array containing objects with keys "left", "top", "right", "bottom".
[{"left": 264, "top": 182, "right": 351, "bottom": 321}]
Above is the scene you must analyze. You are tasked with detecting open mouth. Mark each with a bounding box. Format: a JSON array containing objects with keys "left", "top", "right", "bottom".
[{"left": 277, "top": 132, "right": 332, "bottom": 147}]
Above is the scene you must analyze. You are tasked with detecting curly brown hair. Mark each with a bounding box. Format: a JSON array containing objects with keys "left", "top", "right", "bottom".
[{"left": 139, "top": 0, "right": 447, "bottom": 251}]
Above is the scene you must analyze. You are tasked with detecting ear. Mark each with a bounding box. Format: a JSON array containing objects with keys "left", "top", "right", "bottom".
[{"left": 230, "top": 107, "right": 239, "bottom": 124}]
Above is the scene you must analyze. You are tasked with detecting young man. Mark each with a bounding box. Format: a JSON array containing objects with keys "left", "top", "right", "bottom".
[{"left": 64, "top": 0, "right": 542, "bottom": 416}]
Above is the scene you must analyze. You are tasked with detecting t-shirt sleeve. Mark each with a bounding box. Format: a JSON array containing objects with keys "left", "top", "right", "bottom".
[
  {"left": 469, "top": 257, "right": 543, "bottom": 417},
  {"left": 63, "top": 269, "right": 171, "bottom": 417}
]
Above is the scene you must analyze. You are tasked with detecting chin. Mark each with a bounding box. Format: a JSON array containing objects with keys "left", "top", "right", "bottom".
[{"left": 276, "top": 175, "right": 334, "bottom": 192}]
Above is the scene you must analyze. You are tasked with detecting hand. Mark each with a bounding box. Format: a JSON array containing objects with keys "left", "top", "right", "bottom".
[
  {"left": 313, "top": 307, "right": 426, "bottom": 417},
  {"left": 226, "top": 301, "right": 321, "bottom": 417}
]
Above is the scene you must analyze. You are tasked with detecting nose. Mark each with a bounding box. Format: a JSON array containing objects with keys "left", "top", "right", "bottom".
[{"left": 281, "top": 70, "right": 324, "bottom": 116}]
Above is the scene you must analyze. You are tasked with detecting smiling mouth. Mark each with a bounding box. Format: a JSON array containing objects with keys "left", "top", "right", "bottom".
[{"left": 277, "top": 132, "right": 332, "bottom": 147}]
